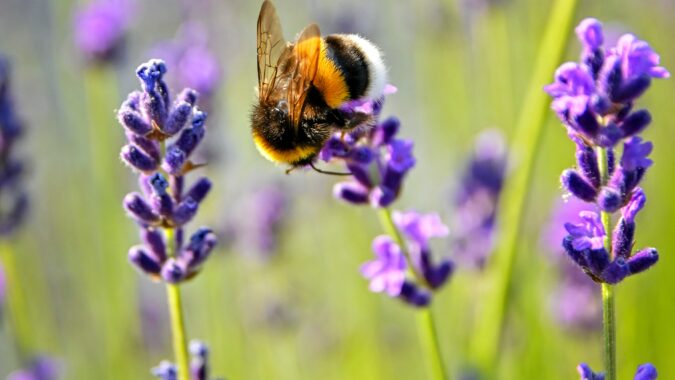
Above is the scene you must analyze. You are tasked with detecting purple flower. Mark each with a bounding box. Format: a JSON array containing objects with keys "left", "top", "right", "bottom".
[
  {"left": 118, "top": 59, "right": 217, "bottom": 284},
  {"left": 621, "top": 137, "right": 653, "bottom": 171},
  {"left": 543, "top": 198, "right": 601, "bottom": 329},
  {"left": 150, "top": 23, "right": 222, "bottom": 107},
  {"left": 576, "top": 18, "right": 603, "bottom": 51},
  {"left": 546, "top": 18, "right": 668, "bottom": 147},
  {"left": 610, "top": 34, "right": 670, "bottom": 80},
  {"left": 189, "top": 340, "right": 209, "bottom": 380},
  {"left": 564, "top": 211, "right": 605, "bottom": 251},
  {"left": 152, "top": 361, "right": 177, "bottom": 380},
  {"left": 7, "top": 356, "right": 60, "bottom": 380},
  {"left": 451, "top": 129, "right": 507, "bottom": 267},
  {"left": 393, "top": 211, "right": 449, "bottom": 249},
  {"left": 360, "top": 236, "right": 407, "bottom": 296},
  {"left": 73, "top": 0, "right": 132, "bottom": 63},
  {"left": 577, "top": 363, "right": 657, "bottom": 380},
  {"left": 0, "top": 56, "right": 28, "bottom": 237}
]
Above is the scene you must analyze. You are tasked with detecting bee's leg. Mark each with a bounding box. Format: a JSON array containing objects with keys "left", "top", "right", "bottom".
[{"left": 308, "top": 161, "right": 352, "bottom": 176}]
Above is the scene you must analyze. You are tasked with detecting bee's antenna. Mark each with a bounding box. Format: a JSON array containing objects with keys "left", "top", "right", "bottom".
[{"left": 308, "top": 162, "right": 353, "bottom": 176}]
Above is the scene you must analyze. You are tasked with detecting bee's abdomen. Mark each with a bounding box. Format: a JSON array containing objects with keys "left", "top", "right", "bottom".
[{"left": 316, "top": 34, "right": 387, "bottom": 108}]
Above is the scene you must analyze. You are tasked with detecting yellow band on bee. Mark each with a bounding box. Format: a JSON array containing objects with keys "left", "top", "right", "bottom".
[
  {"left": 313, "top": 39, "right": 350, "bottom": 108},
  {"left": 253, "top": 133, "right": 318, "bottom": 165}
]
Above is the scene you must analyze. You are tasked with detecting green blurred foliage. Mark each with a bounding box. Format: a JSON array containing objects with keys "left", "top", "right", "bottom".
[{"left": 0, "top": 0, "right": 674, "bottom": 378}]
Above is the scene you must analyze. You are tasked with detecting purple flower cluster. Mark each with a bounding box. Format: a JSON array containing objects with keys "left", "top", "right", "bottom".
[
  {"left": 451, "top": 129, "right": 507, "bottom": 268},
  {"left": 577, "top": 363, "right": 657, "bottom": 380},
  {"left": 324, "top": 87, "right": 415, "bottom": 208},
  {"left": 150, "top": 23, "right": 222, "bottom": 109},
  {"left": 0, "top": 56, "right": 28, "bottom": 236},
  {"left": 361, "top": 211, "right": 454, "bottom": 307},
  {"left": 6, "top": 356, "right": 60, "bottom": 380},
  {"left": 73, "top": 0, "right": 132, "bottom": 63},
  {"left": 118, "top": 59, "right": 217, "bottom": 283},
  {"left": 324, "top": 89, "right": 454, "bottom": 306},
  {"left": 545, "top": 18, "right": 668, "bottom": 284},
  {"left": 151, "top": 340, "right": 210, "bottom": 380}
]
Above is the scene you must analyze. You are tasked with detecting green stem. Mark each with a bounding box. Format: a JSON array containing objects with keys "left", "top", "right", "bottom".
[
  {"left": 0, "top": 242, "right": 31, "bottom": 362},
  {"left": 378, "top": 208, "right": 449, "bottom": 380},
  {"left": 597, "top": 147, "right": 616, "bottom": 380},
  {"left": 164, "top": 228, "right": 190, "bottom": 380},
  {"left": 468, "top": 0, "right": 578, "bottom": 373}
]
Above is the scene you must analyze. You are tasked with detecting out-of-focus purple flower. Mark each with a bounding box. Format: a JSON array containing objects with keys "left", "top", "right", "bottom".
[
  {"left": 189, "top": 340, "right": 209, "bottom": 380},
  {"left": 226, "top": 185, "right": 289, "bottom": 260},
  {"left": 73, "top": 0, "right": 132, "bottom": 63},
  {"left": 118, "top": 59, "right": 217, "bottom": 284},
  {"left": 393, "top": 210, "right": 454, "bottom": 290},
  {"left": 634, "top": 364, "right": 658, "bottom": 380},
  {"left": 7, "top": 356, "right": 60, "bottom": 380},
  {"left": 150, "top": 23, "right": 222, "bottom": 108},
  {"left": 577, "top": 363, "right": 657, "bottom": 380},
  {"left": 451, "top": 129, "right": 507, "bottom": 268},
  {"left": 577, "top": 363, "right": 605, "bottom": 380},
  {"left": 360, "top": 236, "right": 407, "bottom": 297},
  {"left": 0, "top": 55, "right": 28, "bottom": 236},
  {"left": 543, "top": 198, "right": 601, "bottom": 329},
  {"left": 152, "top": 361, "right": 177, "bottom": 380},
  {"left": 610, "top": 34, "right": 670, "bottom": 80}
]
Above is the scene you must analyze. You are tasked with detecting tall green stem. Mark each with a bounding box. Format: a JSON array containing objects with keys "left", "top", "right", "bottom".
[
  {"left": 468, "top": 0, "right": 578, "bottom": 373},
  {"left": 164, "top": 227, "right": 190, "bottom": 380},
  {"left": 0, "top": 242, "right": 31, "bottom": 362},
  {"left": 378, "top": 208, "right": 449, "bottom": 380},
  {"left": 597, "top": 147, "right": 616, "bottom": 380}
]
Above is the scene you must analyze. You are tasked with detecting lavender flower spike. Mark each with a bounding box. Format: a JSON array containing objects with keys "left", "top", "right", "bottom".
[
  {"left": 119, "top": 59, "right": 217, "bottom": 284},
  {"left": 7, "top": 356, "right": 60, "bottom": 380}
]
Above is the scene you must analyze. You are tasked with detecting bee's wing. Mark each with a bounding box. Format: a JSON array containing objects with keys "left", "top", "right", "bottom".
[
  {"left": 286, "top": 24, "right": 321, "bottom": 128},
  {"left": 257, "top": 0, "right": 290, "bottom": 101}
]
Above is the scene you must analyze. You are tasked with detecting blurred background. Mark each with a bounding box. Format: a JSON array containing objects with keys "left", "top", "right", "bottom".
[{"left": 0, "top": 0, "right": 674, "bottom": 378}]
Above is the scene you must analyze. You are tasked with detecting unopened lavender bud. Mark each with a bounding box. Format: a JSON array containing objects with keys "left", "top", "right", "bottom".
[
  {"left": 561, "top": 169, "right": 598, "bottom": 202},
  {"left": 126, "top": 133, "right": 161, "bottom": 163},
  {"left": 398, "top": 281, "right": 431, "bottom": 308},
  {"left": 596, "top": 122, "right": 623, "bottom": 148},
  {"left": 161, "top": 258, "right": 186, "bottom": 283},
  {"left": 173, "top": 197, "right": 198, "bottom": 226},
  {"left": 574, "top": 107, "right": 600, "bottom": 137},
  {"left": 612, "top": 218, "right": 635, "bottom": 260},
  {"left": 185, "top": 178, "right": 211, "bottom": 204},
  {"left": 129, "top": 245, "right": 162, "bottom": 276},
  {"left": 163, "top": 101, "right": 192, "bottom": 136},
  {"left": 425, "top": 259, "right": 454, "bottom": 289},
  {"left": 600, "top": 258, "right": 629, "bottom": 284},
  {"left": 149, "top": 173, "right": 173, "bottom": 218},
  {"left": 576, "top": 142, "right": 600, "bottom": 188},
  {"left": 614, "top": 75, "right": 651, "bottom": 103},
  {"left": 118, "top": 109, "right": 152, "bottom": 135},
  {"left": 597, "top": 187, "right": 623, "bottom": 212},
  {"left": 174, "top": 123, "right": 205, "bottom": 157},
  {"left": 621, "top": 110, "right": 651, "bottom": 138},
  {"left": 370, "top": 185, "right": 396, "bottom": 208},
  {"left": 627, "top": 248, "right": 658, "bottom": 275},
  {"left": 124, "top": 192, "right": 159, "bottom": 224},
  {"left": 176, "top": 88, "right": 198, "bottom": 106},
  {"left": 634, "top": 363, "right": 658, "bottom": 380},
  {"left": 121, "top": 144, "right": 158, "bottom": 172},
  {"left": 346, "top": 162, "right": 373, "bottom": 188},
  {"left": 372, "top": 117, "right": 400, "bottom": 146},
  {"left": 162, "top": 145, "right": 187, "bottom": 175},
  {"left": 586, "top": 248, "right": 610, "bottom": 276},
  {"left": 601, "top": 56, "right": 623, "bottom": 102},
  {"left": 333, "top": 182, "right": 369, "bottom": 205},
  {"left": 141, "top": 227, "right": 166, "bottom": 262}
]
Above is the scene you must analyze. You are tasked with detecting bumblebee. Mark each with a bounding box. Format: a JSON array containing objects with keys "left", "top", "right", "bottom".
[{"left": 251, "top": 0, "right": 387, "bottom": 170}]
